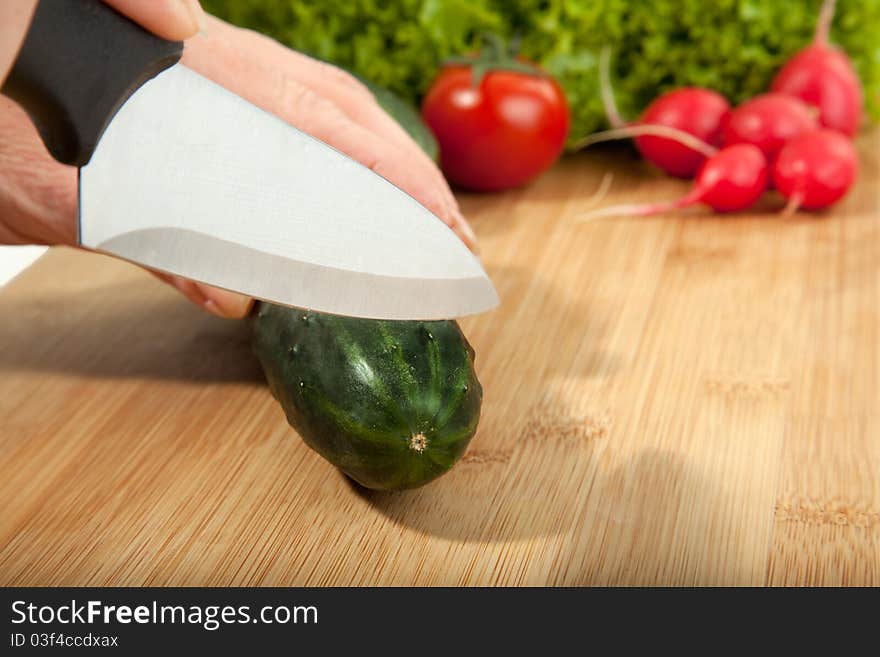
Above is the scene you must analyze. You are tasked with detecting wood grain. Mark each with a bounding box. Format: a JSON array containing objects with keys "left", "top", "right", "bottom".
[{"left": 1, "top": 133, "right": 878, "bottom": 586}]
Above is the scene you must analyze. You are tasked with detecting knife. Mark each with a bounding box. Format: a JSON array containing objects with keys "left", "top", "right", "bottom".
[{"left": 0, "top": 0, "right": 498, "bottom": 320}]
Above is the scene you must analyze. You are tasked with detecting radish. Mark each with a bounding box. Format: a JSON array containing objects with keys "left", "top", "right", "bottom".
[
  {"left": 773, "top": 129, "right": 858, "bottom": 211},
  {"left": 581, "top": 47, "right": 730, "bottom": 179},
  {"left": 771, "top": 0, "right": 863, "bottom": 136},
  {"left": 580, "top": 143, "right": 768, "bottom": 221},
  {"left": 634, "top": 88, "right": 731, "bottom": 178},
  {"left": 722, "top": 93, "right": 818, "bottom": 161}
]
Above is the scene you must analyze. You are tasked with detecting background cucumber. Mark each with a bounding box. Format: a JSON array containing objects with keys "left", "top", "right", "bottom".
[
  {"left": 357, "top": 76, "right": 439, "bottom": 162},
  {"left": 251, "top": 306, "right": 482, "bottom": 490}
]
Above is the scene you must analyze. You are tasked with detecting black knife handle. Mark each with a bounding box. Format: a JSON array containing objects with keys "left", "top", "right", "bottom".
[{"left": 1, "top": 0, "right": 183, "bottom": 166}]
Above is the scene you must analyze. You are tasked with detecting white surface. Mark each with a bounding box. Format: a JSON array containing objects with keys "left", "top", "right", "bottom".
[{"left": 0, "top": 245, "right": 47, "bottom": 285}]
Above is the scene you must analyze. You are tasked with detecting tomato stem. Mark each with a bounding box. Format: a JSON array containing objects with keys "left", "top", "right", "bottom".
[{"left": 443, "top": 33, "right": 545, "bottom": 87}]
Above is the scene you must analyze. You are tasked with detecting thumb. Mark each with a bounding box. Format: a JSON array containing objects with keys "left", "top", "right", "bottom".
[{"left": 101, "top": 0, "right": 205, "bottom": 42}]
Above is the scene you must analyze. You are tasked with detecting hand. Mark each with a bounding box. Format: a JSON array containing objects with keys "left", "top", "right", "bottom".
[{"left": 0, "top": 1, "right": 476, "bottom": 319}]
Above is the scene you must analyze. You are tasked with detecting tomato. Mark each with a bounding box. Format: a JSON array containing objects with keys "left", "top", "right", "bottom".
[{"left": 421, "top": 64, "right": 570, "bottom": 192}]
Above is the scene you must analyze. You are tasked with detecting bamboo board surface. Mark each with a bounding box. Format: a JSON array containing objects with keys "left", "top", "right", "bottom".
[{"left": 1, "top": 134, "right": 878, "bottom": 586}]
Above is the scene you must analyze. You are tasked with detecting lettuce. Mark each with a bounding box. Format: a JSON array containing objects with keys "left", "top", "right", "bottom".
[{"left": 202, "top": 0, "right": 880, "bottom": 147}]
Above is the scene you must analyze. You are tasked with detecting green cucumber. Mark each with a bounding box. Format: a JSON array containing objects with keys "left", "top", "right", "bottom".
[
  {"left": 358, "top": 77, "right": 439, "bottom": 162},
  {"left": 251, "top": 306, "right": 482, "bottom": 490},
  {"left": 249, "top": 74, "right": 474, "bottom": 490}
]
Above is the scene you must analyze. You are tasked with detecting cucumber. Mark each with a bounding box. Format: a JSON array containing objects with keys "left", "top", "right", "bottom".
[
  {"left": 358, "top": 77, "right": 439, "bottom": 162},
  {"left": 249, "top": 74, "right": 474, "bottom": 489},
  {"left": 251, "top": 305, "right": 482, "bottom": 490}
]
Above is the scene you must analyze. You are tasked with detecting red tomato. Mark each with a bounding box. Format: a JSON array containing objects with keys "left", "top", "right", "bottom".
[{"left": 421, "top": 65, "right": 570, "bottom": 192}]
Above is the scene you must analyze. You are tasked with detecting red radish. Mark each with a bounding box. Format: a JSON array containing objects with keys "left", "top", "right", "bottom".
[
  {"left": 771, "top": 0, "right": 863, "bottom": 136},
  {"left": 580, "top": 144, "right": 768, "bottom": 221},
  {"left": 588, "top": 47, "right": 730, "bottom": 178},
  {"left": 635, "top": 88, "right": 731, "bottom": 178},
  {"left": 722, "top": 93, "right": 817, "bottom": 161},
  {"left": 772, "top": 129, "right": 858, "bottom": 211}
]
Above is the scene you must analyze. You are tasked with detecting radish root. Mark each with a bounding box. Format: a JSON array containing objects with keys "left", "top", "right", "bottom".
[
  {"left": 599, "top": 46, "right": 626, "bottom": 128},
  {"left": 577, "top": 181, "right": 708, "bottom": 223},
  {"left": 815, "top": 0, "right": 837, "bottom": 46},
  {"left": 578, "top": 201, "right": 677, "bottom": 223},
  {"left": 781, "top": 191, "right": 804, "bottom": 217},
  {"left": 572, "top": 125, "right": 719, "bottom": 158},
  {"left": 581, "top": 172, "right": 614, "bottom": 209}
]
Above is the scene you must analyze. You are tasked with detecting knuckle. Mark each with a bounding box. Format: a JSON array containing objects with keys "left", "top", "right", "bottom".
[
  {"left": 275, "top": 80, "right": 337, "bottom": 134},
  {"left": 318, "top": 62, "right": 373, "bottom": 96}
]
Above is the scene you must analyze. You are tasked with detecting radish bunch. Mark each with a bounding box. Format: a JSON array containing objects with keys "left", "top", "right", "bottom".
[{"left": 580, "top": 0, "right": 861, "bottom": 220}]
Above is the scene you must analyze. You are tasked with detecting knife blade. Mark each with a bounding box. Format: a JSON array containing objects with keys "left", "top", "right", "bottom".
[
  {"left": 3, "top": 0, "right": 499, "bottom": 320},
  {"left": 79, "top": 63, "right": 499, "bottom": 320}
]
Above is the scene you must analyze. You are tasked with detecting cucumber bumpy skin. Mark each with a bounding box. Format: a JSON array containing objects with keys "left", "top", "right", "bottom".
[{"left": 251, "top": 304, "right": 482, "bottom": 490}]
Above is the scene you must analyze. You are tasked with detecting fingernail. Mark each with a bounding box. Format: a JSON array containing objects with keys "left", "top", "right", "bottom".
[
  {"left": 200, "top": 286, "right": 254, "bottom": 319},
  {"left": 203, "top": 299, "right": 222, "bottom": 317},
  {"left": 171, "top": 277, "right": 208, "bottom": 306},
  {"left": 459, "top": 215, "right": 477, "bottom": 243},
  {"left": 455, "top": 209, "right": 480, "bottom": 253}
]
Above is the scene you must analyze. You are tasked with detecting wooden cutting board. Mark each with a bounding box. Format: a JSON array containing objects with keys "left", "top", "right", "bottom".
[{"left": 1, "top": 134, "right": 878, "bottom": 586}]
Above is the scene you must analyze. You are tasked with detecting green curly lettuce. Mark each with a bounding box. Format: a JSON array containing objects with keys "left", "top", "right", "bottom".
[{"left": 202, "top": 0, "right": 880, "bottom": 147}]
